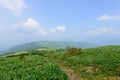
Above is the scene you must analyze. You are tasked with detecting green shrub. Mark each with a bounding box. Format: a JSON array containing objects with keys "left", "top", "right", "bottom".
[
  {"left": 19, "top": 54, "right": 25, "bottom": 60},
  {"left": 64, "top": 48, "right": 82, "bottom": 56}
]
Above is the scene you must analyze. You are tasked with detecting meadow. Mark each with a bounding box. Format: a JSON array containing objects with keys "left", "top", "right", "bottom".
[
  {"left": 47, "top": 46, "right": 120, "bottom": 80},
  {"left": 0, "top": 45, "right": 120, "bottom": 80},
  {"left": 0, "top": 55, "right": 67, "bottom": 80}
]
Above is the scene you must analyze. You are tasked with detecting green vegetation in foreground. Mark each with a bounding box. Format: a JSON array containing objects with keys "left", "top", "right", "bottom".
[
  {"left": 47, "top": 45, "right": 120, "bottom": 80},
  {"left": 0, "top": 45, "right": 120, "bottom": 80},
  {"left": 0, "top": 55, "right": 67, "bottom": 80}
]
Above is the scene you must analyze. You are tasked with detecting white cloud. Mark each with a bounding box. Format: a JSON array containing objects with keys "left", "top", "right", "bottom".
[
  {"left": 22, "top": 18, "right": 48, "bottom": 35},
  {"left": 50, "top": 26, "right": 66, "bottom": 33},
  {"left": 56, "top": 26, "right": 66, "bottom": 32},
  {"left": 24, "top": 18, "right": 39, "bottom": 27},
  {"left": 23, "top": 18, "right": 39, "bottom": 30},
  {"left": 0, "top": 18, "right": 66, "bottom": 36},
  {"left": 0, "top": 18, "right": 48, "bottom": 36},
  {"left": 85, "top": 27, "right": 120, "bottom": 35},
  {"left": 0, "top": 0, "right": 27, "bottom": 14},
  {"left": 97, "top": 14, "right": 120, "bottom": 21},
  {"left": 23, "top": 19, "right": 66, "bottom": 35}
]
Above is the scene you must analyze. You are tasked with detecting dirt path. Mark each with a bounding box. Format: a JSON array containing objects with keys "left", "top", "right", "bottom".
[
  {"left": 48, "top": 57, "right": 83, "bottom": 80},
  {"left": 59, "top": 64, "right": 83, "bottom": 80}
]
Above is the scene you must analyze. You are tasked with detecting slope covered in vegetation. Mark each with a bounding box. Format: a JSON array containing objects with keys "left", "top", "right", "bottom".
[
  {"left": 48, "top": 45, "right": 120, "bottom": 80},
  {"left": 0, "top": 55, "right": 67, "bottom": 80},
  {"left": 0, "top": 45, "right": 120, "bottom": 80}
]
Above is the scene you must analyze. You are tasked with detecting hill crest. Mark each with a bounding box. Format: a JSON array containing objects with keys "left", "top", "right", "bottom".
[{"left": 0, "top": 41, "right": 98, "bottom": 54}]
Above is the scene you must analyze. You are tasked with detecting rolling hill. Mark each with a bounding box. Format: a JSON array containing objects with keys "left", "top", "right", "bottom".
[
  {"left": 0, "top": 41, "right": 98, "bottom": 54},
  {"left": 0, "top": 45, "right": 120, "bottom": 80},
  {"left": 47, "top": 45, "right": 120, "bottom": 80}
]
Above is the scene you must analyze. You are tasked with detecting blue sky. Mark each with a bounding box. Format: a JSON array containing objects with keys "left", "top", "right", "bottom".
[{"left": 0, "top": 0, "right": 120, "bottom": 50}]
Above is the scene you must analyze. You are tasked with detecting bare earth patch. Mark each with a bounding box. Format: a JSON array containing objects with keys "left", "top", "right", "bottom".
[{"left": 59, "top": 65, "right": 84, "bottom": 80}]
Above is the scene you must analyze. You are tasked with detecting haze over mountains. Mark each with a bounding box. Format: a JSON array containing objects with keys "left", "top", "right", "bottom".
[
  {"left": 0, "top": 0, "right": 120, "bottom": 53},
  {"left": 0, "top": 41, "right": 98, "bottom": 54}
]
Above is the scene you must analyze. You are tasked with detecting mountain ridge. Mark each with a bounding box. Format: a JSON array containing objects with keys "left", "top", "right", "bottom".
[{"left": 0, "top": 41, "right": 98, "bottom": 54}]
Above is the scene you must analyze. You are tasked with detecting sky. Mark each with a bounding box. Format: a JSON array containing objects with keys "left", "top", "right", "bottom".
[{"left": 0, "top": 0, "right": 120, "bottom": 50}]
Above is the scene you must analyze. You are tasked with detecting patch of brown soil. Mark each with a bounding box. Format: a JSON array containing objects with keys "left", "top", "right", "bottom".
[{"left": 59, "top": 65, "right": 85, "bottom": 80}]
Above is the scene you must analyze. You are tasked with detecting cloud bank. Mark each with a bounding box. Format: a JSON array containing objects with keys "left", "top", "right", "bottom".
[
  {"left": 85, "top": 27, "right": 120, "bottom": 35},
  {"left": 97, "top": 14, "right": 120, "bottom": 21},
  {"left": 0, "top": 0, "right": 27, "bottom": 14},
  {"left": 0, "top": 18, "right": 66, "bottom": 36},
  {"left": 22, "top": 18, "right": 48, "bottom": 35},
  {"left": 50, "top": 26, "right": 66, "bottom": 33}
]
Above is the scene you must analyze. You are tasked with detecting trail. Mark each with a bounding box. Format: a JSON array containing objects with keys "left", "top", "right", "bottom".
[
  {"left": 59, "top": 65, "right": 82, "bottom": 80},
  {"left": 48, "top": 57, "right": 84, "bottom": 80},
  {"left": 49, "top": 56, "right": 84, "bottom": 80}
]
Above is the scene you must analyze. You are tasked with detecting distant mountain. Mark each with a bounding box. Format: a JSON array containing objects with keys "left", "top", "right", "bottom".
[{"left": 0, "top": 41, "right": 98, "bottom": 54}]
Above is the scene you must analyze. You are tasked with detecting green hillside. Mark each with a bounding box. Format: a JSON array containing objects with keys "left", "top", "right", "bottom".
[
  {"left": 0, "top": 41, "right": 98, "bottom": 54},
  {"left": 0, "top": 45, "right": 120, "bottom": 80},
  {"left": 47, "top": 45, "right": 120, "bottom": 80}
]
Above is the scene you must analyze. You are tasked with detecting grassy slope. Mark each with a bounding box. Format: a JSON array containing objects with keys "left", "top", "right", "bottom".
[
  {"left": 0, "top": 45, "right": 120, "bottom": 80},
  {"left": 47, "top": 45, "right": 120, "bottom": 80},
  {"left": 0, "top": 55, "right": 67, "bottom": 80}
]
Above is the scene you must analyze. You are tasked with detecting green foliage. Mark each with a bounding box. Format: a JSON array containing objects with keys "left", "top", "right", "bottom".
[
  {"left": 1, "top": 46, "right": 120, "bottom": 80},
  {"left": 19, "top": 54, "right": 25, "bottom": 60},
  {"left": 50, "top": 46, "right": 120, "bottom": 79},
  {"left": 0, "top": 56, "right": 67, "bottom": 80},
  {"left": 29, "top": 50, "right": 40, "bottom": 55}
]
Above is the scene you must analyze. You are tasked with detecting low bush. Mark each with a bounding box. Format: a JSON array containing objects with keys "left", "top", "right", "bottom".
[{"left": 63, "top": 48, "right": 82, "bottom": 56}]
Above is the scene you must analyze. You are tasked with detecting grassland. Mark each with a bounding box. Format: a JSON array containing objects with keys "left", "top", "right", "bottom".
[
  {"left": 47, "top": 45, "right": 120, "bottom": 80},
  {"left": 0, "top": 45, "right": 120, "bottom": 80},
  {"left": 0, "top": 55, "right": 67, "bottom": 80}
]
